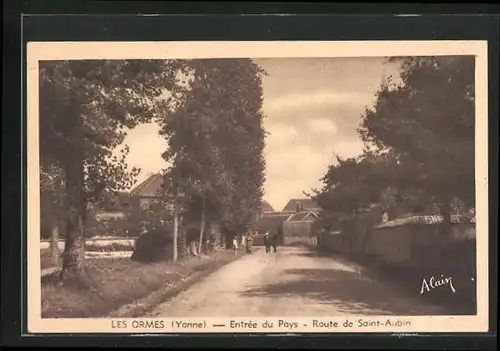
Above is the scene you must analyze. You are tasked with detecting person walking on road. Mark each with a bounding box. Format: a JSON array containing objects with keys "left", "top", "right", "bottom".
[
  {"left": 263, "top": 232, "right": 271, "bottom": 254},
  {"left": 271, "top": 231, "right": 278, "bottom": 253}
]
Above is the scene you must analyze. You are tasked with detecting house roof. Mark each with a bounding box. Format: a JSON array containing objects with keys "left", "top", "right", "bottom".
[
  {"left": 282, "top": 198, "right": 321, "bottom": 212},
  {"left": 261, "top": 200, "right": 275, "bottom": 212},
  {"left": 264, "top": 211, "right": 292, "bottom": 216},
  {"left": 287, "top": 211, "right": 318, "bottom": 222},
  {"left": 377, "top": 215, "right": 476, "bottom": 229},
  {"left": 130, "top": 173, "right": 166, "bottom": 197},
  {"left": 253, "top": 213, "right": 290, "bottom": 232}
]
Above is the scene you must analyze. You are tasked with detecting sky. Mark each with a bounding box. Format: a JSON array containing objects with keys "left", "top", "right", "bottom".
[{"left": 121, "top": 57, "right": 402, "bottom": 211}]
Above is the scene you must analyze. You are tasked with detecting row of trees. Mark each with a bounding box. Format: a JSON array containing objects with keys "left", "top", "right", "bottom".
[
  {"left": 156, "top": 59, "right": 266, "bottom": 260},
  {"left": 313, "top": 56, "right": 476, "bottom": 233},
  {"left": 39, "top": 59, "right": 266, "bottom": 282}
]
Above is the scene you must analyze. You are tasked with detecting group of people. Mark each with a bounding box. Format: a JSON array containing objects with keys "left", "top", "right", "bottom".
[
  {"left": 231, "top": 230, "right": 278, "bottom": 255},
  {"left": 263, "top": 231, "right": 278, "bottom": 253},
  {"left": 232, "top": 232, "right": 254, "bottom": 256}
]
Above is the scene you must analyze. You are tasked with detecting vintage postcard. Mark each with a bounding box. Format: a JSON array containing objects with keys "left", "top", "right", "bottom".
[{"left": 27, "top": 41, "right": 489, "bottom": 334}]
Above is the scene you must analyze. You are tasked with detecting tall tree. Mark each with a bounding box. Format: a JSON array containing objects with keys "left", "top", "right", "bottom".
[
  {"left": 159, "top": 59, "right": 266, "bottom": 249},
  {"left": 39, "top": 60, "right": 181, "bottom": 283},
  {"left": 358, "top": 56, "right": 475, "bottom": 232},
  {"left": 314, "top": 154, "right": 380, "bottom": 220}
]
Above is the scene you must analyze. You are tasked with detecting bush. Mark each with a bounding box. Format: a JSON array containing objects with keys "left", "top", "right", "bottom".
[{"left": 131, "top": 230, "right": 174, "bottom": 263}]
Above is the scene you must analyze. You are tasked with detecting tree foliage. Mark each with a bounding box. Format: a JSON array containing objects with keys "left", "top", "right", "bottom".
[
  {"left": 159, "top": 59, "right": 266, "bottom": 247},
  {"left": 358, "top": 56, "right": 475, "bottom": 208},
  {"left": 315, "top": 56, "right": 475, "bottom": 224}
]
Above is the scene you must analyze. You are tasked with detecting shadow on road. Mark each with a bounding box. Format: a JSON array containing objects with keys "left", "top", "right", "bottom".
[
  {"left": 242, "top": 268, "right": 449, "bottom": 316},
  {"left": 292, "top": 250, "right": 339, "bottom": 259}
]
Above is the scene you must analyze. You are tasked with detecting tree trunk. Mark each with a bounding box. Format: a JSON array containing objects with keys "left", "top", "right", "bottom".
[
  {"left": 50, "top": 173, "right": 63, "bottom": 266},
  {"left": 50, "top": 219, "right": 60, "bottom": 266},
  {"left": 179, "top": 227, "right": 188, "bottom": 258},
  {"left": 198, "top": 196, "right": 206, "bottom": 253},
  {"left": 172, "top": 191, "right": 179, "bottom": 262},
  {"left": 190, "top": 241, "right": 198, "bottom": 256},
  {"left": 59, "top": 158, "right": 89, "bottom": 286}
]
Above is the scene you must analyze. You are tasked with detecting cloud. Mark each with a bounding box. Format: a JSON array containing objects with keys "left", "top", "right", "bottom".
[
  {"left": 265, "top": 123, "right": 298, "bottom": 145},
  {"left": 264, "top": 145, "right": 330, "bottom": 209},
  {"left": 334, "top": 139, "right": 365, "bottom": 159},
  {"left": 308, "top": 118, "right": 338, "bottom": 134},
  {"left": 265, "top": 90, "right": 374, "bottom": 113},
  {"left": 118, "top": 58, "right": 394, "bottom": 207}
]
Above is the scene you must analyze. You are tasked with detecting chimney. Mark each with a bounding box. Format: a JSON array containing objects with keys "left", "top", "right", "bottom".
[{"left": 296, "top": 202, "right": 301, "bottom": 213}]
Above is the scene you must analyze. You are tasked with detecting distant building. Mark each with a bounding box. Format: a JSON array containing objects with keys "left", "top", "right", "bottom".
[
  {"left": 254, "top": 200, "right": 276, "bottom": 221},
  {"left": 252, "top": 209, "right": 319, "bottom": 246},
  {"left": 253, "top": 212, "right": 291, "bottom": 236},
  {"left": 281, "top": 198, "right": 322, "bottom": 213},
  {"left": 91, "top": 191, "right": 133, "bottom": 221},
  {"left": 97, "top": 191, "right": 133, "bottom": 212},
  {"left": 260, "top": 200, "right": 275, "bottom": 213},
  {"left": 129, "top": 173, "right": 169, "bottom": 209}
]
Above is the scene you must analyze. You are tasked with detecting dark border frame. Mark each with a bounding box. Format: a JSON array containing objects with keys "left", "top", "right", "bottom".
[{"left": 2, "top": 1, "right": 498, "bottom": 349}]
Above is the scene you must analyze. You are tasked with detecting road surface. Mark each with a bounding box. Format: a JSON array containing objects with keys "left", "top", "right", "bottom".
[{"left": 147, "top": 246, "right": 447, "bottom": 317}]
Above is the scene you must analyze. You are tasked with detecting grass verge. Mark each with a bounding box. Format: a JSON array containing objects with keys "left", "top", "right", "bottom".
[{"left": 41, "top": 250, "right": 245, "bottom": 318}]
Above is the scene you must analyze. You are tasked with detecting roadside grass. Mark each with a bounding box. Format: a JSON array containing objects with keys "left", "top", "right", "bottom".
[{"left": 41, "top": 250, "right": 242, "bottom": 318}]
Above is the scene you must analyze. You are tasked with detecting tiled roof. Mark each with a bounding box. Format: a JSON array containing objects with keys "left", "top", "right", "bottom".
[
  {"left": 377, "top": 215, "right": 476, "bottom": 229},
  {"left": 130, "top": 173, "right": 166, "bottom": 197},
  {"left": 261, "top": 200, "right": 275, "bottom": 212},
  {"left": 282, "top": 198, "right": 321, "bottom": 212},
  {"left": 287, "top": 211, "right": 318, "bottom": 222},
  {"left": 264, "top": 211, "right": 293, "bottom": 216}
]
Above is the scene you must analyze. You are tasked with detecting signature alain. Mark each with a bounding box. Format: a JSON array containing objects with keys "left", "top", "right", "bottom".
[{"left": 420, "top": 275, "right": 456, "bottom": 294}]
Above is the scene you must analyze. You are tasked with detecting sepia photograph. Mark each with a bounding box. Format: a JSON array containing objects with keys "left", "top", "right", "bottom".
[{"left": 27, "top": 41, "right": 489, "bottom": 333}]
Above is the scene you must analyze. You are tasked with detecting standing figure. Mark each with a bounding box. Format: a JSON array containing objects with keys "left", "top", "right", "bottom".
[
  {"left": 232, "top": 236, "right": 239, "bottom": 256},
  {"left": 245, "top": 233, "right": 253, "bottom": 254},
  {"left": 263, "top": 232, "right": 271, "bottom": 253},
  {"left": 271, "top": 231, "right": 278, "bottom": 253}
]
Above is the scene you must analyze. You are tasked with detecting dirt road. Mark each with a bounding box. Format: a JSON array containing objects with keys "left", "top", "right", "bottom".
[{"left": 147, "top": 246, "right": 447, "bottom": 317}]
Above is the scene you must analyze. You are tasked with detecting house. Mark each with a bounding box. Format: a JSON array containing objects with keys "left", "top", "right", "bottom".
[
  {"left": 91, "top": 191, "right": 133, "bottom": 221},
  {"left": 250, "top": 197, "right": 323, "bottom": 246},
  {"left": 260, "top": 200, "right": 275, "bottom": 213},
  {"left": 252, "top": 207, "right": 319, "bottom": 246},
  {"left": 129, "top": 173, "right": 169, "bottom": 209},
  {"left": 254, "top": 200, "right": 276, "bottom": 221},
  {"left": 252, "top": 212, "right": 292, "bottom": 245},
  {"left": 282, "top": 198, "right": 322, "bottom": 213},
  {"left": 97, "top": 191, "right": 132, "bottom": 210},
  {"left": 282, "top": 210, "right": 319, "bottom": 246}
]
